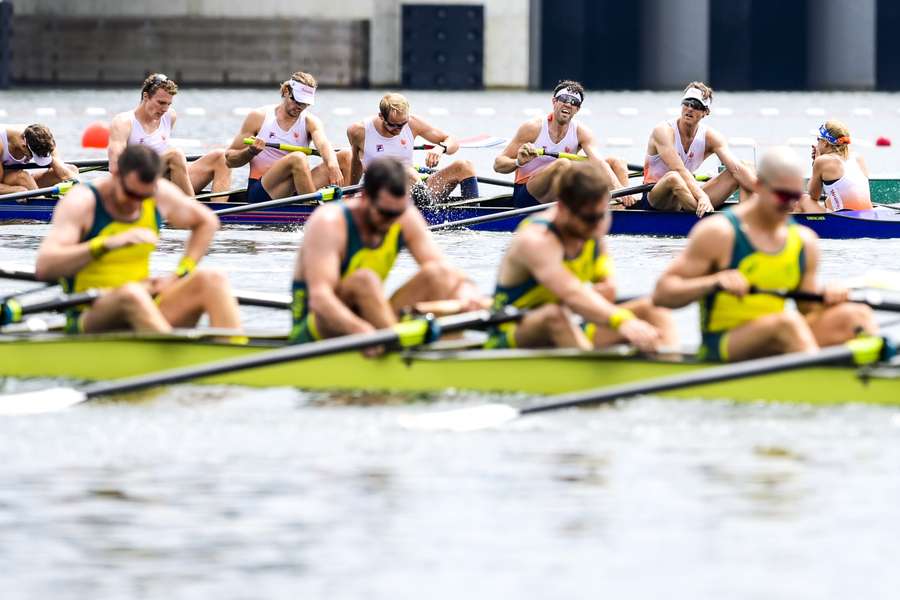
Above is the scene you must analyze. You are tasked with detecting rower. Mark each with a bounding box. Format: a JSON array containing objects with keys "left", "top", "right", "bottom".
[
  {"left": 346, "top": 92, "right": 479, "bottom": 204},
  {"left": 289, "top": 157, "right": 484, "bottom": 348},
  {"left": 108, "top": 73, "right": 232, "bottom": 195},
  {"left": 653, "top": 146, "right": 876, "bottom": 362},
  {"left": 798, "top": 120, "right": 872, "bottom": 212},
  {"left": 0, "top": 124, "right": 77, "bottom": 194},
  {"left": 494, "top": 80, "right": 635, "bottom": 208},
  {"left": 641, "top": 81, "right": 756, "bottom": 216},
  {"left": 225, "top": 71, "right": 348, "bottom": 203},
  {"left": 35, "top": 145, "right": 242, "bottom": 334},
  {"left": 485, "top": 161, "right": 676, "bottom": 351}
]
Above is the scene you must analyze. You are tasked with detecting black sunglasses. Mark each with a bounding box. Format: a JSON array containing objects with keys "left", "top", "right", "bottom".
[
  {"left": 372, "top": 201, "right": 407, "bottom": 219},
  {"left": 681, "top": 99, "right": 706, "bottom": 111},
  {"left": 555, "top": 94, "right": 582, "bottom": 108},
  {"left": 118, "top": 175, "right": 150, "bottom": 200},
  {"left": 575, "top": 209, "right": 607, "bottom": 225},
  {"left": 381, "top": 114, "right": 408, "bottom": 130}
]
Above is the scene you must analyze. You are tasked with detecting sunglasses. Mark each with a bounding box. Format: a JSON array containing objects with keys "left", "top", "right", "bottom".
[
  {"left": 381, "top": 114, "right": 408, "bottom": 131},
  {"left": 555, "top": 94, "right": 582, "bottom": 108},
  {"left": 118, "top": 175, "right": 151, "bottom": 201},
  {"left": 771, "top": 189, "right": 802, "bottom": 204},
  {"left": 372, "top": 201, "right": 407, "bottom": 219},
  {"left": 681, "top": 99, "right": 706, "bottom": 111},
  {"left": 574, "top": 209, "right": 607, "bottom": 225}
]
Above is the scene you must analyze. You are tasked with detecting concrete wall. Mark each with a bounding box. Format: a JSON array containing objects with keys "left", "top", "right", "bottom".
[{"left": 11, "top": 0, "right": 530, "bottom": 88}]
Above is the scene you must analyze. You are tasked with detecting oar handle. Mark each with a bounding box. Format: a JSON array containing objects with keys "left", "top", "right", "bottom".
[
  {"left": 0, "top": 179, "right": 76, "bottom": 203},
  {"left": 754, "top": 287, "right": 900, "bottom": 312},
  {"left": 243, "top": 138, "right": 314, "bottom": 155},
  {"left": 537, "top": 149, "right": 587, "bottom": 161}
]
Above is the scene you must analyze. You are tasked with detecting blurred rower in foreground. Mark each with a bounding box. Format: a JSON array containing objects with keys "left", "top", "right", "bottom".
[
  {"left": 485, "top": 161, "right": 675, "bottom": 351},
  {"left": 653, "top": 146, "right": 875, "bottom": 362},
  {"left": 36, "top": 146, "right": 241, "bottom": 334},
  {"left": 290, "top": 157, "right": 485, "bottom": 351}
]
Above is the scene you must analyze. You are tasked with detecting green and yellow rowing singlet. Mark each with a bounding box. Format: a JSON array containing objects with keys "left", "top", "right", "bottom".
[
  {"left": 290, "top": 202, "right": 405, "bottom": 344},
  {"left": 485, "top": 216, "right": 613, "bottom": 348},
  {"left": 699, "top": 210, "right": 805, "bottom": 361},
  {"left": 61, "top": 183, "right": 161, "bottom": 332}
]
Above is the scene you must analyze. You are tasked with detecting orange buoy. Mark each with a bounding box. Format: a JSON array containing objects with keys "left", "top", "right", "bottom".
[
  {"left": 876, "top": 136, "right": 892, "bottom": 147},
  {"left": 81, "top": 121, "right": 110, "bottom": 149}
]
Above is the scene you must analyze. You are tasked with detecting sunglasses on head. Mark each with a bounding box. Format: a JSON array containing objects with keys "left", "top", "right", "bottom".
[{"left": 555, "top": 94, "right": 582, "bottom": 108}]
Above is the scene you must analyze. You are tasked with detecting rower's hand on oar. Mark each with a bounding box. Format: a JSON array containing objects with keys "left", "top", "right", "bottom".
[
  {"left": 326, "top": 162, "right": 344, "bottom": 186},
  {"left": 247, "top": 137, "right": 265, "bottom": 157},
  {"left": 822, "top": 284, "right": 851, "bottom": 306},
  {"left": 618, "top": 318, "right": 660, "bottom": 352},
  {"left": 424, "top": 144, "right": 445, "bottom": 168},
  {"left": 618, "top": 191, "right": 640, "bottom": 208},
  {"left": 516, "top": 143, "right": 539, "bottom": 166},
  {"left": 715, "top": 270, "right": 751, "bottom": 297},
  {"left": 104, "top": 228, "right": 158, "bottom": 250},
  {"left": 695, "top": 191, "right": 714, "bottom": 217}
]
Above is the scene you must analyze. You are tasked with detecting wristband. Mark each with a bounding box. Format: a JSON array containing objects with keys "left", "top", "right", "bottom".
[
  {"left": 438, "top": 142, "right": 448, "bottom": 152},
  {"left": 609, "top": 308, "right": 636, "bottom": 331},
  {"left": 175, "top": 256, "right": 197, "bottom": 278},
  {"left": 89, "top": 236, "right": 109, "bottom": 259},
  {"left": 514, "top": 157, "right": 524, "bottom": 168}
]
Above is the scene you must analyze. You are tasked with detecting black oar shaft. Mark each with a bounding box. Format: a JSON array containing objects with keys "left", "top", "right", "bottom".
[
  {"left": 520, "top": 344, "right": 858, "bottom": 415},
  {"left": 214, "top": 184, "right": 363, "bottom": 216},
  {"left": 78, "top": 308, "right": 522, "bottom": 400}
]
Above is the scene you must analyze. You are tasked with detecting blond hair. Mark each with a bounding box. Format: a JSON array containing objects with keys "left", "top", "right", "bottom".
[
  {"left": 379, "top": 93, "right": 410, "bottom": 119},
  {"left": 683, "top": 81, "right": 713, "bottom": 106},
  {"left": 820, "top": 119, "right": 851, "bottom": 158},
  {"left": 141, "top": 73, "right": 178, "bottom": 100},
  {"left": 280, "top": 71, "right": 317, "bottom": 98}
]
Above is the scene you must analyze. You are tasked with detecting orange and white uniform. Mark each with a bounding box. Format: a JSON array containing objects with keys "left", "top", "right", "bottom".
[
  {"left": 361, "top": 117, "right": 414, "bottom": 169},
  {"left": 249, "top": 105, "right": 310, "bottom": 180},
  {"left": 515, "top": 116, "right": 579, "bottom": 184},
  {"left": 822, "top": 156, "right": 872, "bottom": 211},
  {"left": 644, "top": 119, "right": 707, "bottom": 183}
]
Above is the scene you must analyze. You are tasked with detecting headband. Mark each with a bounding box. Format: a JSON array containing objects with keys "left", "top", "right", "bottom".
[
  {"left": 818, "top": 124, "right": 850, "bottom": 146},
  {"left": 288, "top": 80, "right": 316, "bottom": 106},
  {"left": 681, "top": 87, "right": 711, "bottom": 109},
  {"left": 554, "top": 87, "right": 583, "bottom": 103},
  {"left": 27, "top": 142, "right": 52, "bottom": 167}
]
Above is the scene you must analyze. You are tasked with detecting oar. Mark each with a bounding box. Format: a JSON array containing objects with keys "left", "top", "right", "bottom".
[
  {"left": 432, "top": 192, "right": 515, "bottom": 210},
  {"left": 6, "top": 155, "right": 204, "bottom": 170},
  {"left": 416, "top": 166, "right": 513, "bottom": 188},
  {"left": 756, "top": 287, "right": 900, "bottom": 312},
  {"left": 214, "top": 183, "right": 362, "bottom": 217},
  {"left": 243, "top": 138, "right": 314, "bottom": 155},
  {"left": 0, "top": 265, "right": 38, "bottom": 282},
  {"left": 0, "top": 180, "right": 76, "bottom": 202},
  {"left": 428, "top": 182, "right": 655, "bottom": 232},
  {"left": 536, "top": 149, "right": 587, "bottom": 161},
  {"left": 416, "top": 135, "right": 507, "bottom": 150},
  {"left": 0, "top": 307, "right": 525, "bottom": 416},
  {"left": 1, "top": 289, "right": 100, "bottom": 326},
  {"left": 399, "top": 335, "right": 894, "bottom": 431},
  {"left": 195, "top": 187, "right": 247, "bottom": 202}
]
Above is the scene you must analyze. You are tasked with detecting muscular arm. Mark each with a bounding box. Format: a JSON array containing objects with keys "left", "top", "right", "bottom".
[
  {"left": 107, "top": 113, "right": 133, "bottom": 176},
  {"left": 652, "top": 217, "right": 733, "bottom": 308},
  {"left": 651, "top": 124, "right": 705, "bottom": 200},
  {"left": 34, "top": 187, "right": 94, "bottom": 281},
  {"left": 225, "top": 110, "right": 265, "bottom": 168},
  {"left": 0, "top": 161, "right": 25, "bottom": 194},
  {"left": 494, "top": 119, "right": 540, "bottom": 174},
  {"left": 48, "top": 148, "right": 78, "bottom": 181},
  {"left": 347, "top": 121, "right": 365, "bottom": 185},
  {"left": 410, "top": 115, "right": 458, "bottom": 153},
  {"left": 302, "top": 207, "right": 373, "bottom": 334},
  {"left": 307, "top": 114, "right": 340, "bottom": 170},
  {"left": 155, "top": 179, "right": 218, "bottom": 265},
  {"left": 708, "top": 129, "right": 756, "bottom": 190}
]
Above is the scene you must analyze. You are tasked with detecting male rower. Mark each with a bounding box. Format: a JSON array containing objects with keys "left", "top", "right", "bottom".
[
  {"left": 35, "top": 145, "right": 242, "bottom": 334},
  {"left": 0, "top": 124, "right": 77, "bottom": 194},
  {"left": 226, "top": 71, "right": 347, "bottom": 203},
  {"left": 494, "top": 80, "right": 635, "bottom": 208},
  {"left": 290, "top": 157, "right": 484, "bottom": 347},
  {"left": 485, "top": 161, "right": 676, "bottom": 351},
  {"left": 346, "top": 92, "right": 479, "bottom": 203},
  {"left": 653, "top": 147, "right": 875, "bottom": 362},
  {"left": 641, "top": 81, "right": 756, "bottom": 216},
  {"left": 108, "top": 73, "right": 231, "bottom": 195}
]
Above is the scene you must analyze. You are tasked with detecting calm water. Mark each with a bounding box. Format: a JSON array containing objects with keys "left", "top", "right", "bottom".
[{"left": 2, "top": 89, "right": 900, "bottom": 599}]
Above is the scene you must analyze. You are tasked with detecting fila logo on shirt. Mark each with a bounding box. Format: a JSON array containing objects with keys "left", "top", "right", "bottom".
[{"left": 376, "top": 144, "right": 384, "bottom": 152}]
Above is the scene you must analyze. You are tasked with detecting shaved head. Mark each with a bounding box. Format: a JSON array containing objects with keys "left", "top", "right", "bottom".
[{"left": 758, "top": 146, "right": 803, "bottom": 183}]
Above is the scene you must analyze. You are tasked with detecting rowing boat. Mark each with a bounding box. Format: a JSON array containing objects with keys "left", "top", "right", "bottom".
[
  {"left": 1, "top": 332, "right": 897, "bottom": 405},
  {"left": 5, "top": 181, "right": 900, "bottom": 238}
]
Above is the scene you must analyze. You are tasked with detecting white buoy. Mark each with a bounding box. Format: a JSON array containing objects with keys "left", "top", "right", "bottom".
[
  {"left": 184, "top": 107, "right": 206, "bottom": 117},
  {"left": 232, "top": 107, "right": 253, "bottom": 116},
  {"left": 427, "top": 107, "right": 449, "bottom": 116},
  {"left": 606, "top": 137, "right": 634, "bottom": 147},
  {"left": 805, "top": 107, "right": 826, "bottom": 117},
  {"left": 522, "top": 108, "right": 542, "bottom": 117},
  {"left": 759, "top": 107, "right": 780, "bottom": 117},
  {"left": 474, "top": 107, "right": 496, "bottom": 116},
  {"left": 617, "top": 107, "right": 639, "bottom": 116},
  {"left": 35, "top": 107, "right": 57, "bottom": 117},
  {"left": 332, "top": 107, "right": 354, "bottom": 116},
  {"left": 85, "top": 107, "right": 107, "bottom": 116},
  {"left": 715, "top": 107, "right": 734, "bottom": 116}
]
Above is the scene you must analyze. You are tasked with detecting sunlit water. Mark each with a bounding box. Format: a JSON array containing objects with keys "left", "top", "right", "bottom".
[{"left": 2, "top": 89, "right": 900, "bottom": 599}]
